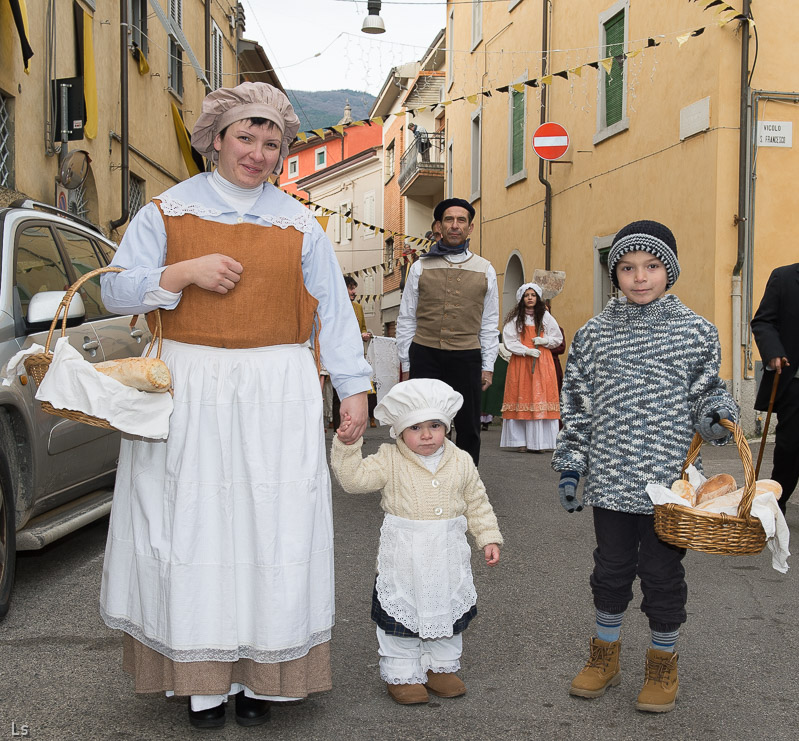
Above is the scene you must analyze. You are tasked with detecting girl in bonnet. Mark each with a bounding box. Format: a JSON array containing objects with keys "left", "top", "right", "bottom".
[
  {"left": 99, "top": 83, "right": 372, "bottom": 728},
  {"left": 500, "top": 282, "right": 563, "bottom": 452},
  {"left": 331, "top": 379, "right": 502, "bottom": 705}
]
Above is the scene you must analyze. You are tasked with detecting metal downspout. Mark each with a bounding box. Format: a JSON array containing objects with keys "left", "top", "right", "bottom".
[
  {"left": 110, "top": 0, "right": 130, "bottom": 230},
  {"left": 731, "top": 0, "right": 751, "bottom": 404},
  {"left": 539, "top": 0, "right": 552, "bottom": 270},
  {"left": 204, "top": 0, "right": 212, "bottom": 94}
]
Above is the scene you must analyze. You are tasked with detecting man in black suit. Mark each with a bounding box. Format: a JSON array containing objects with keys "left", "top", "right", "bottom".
[{"left": 751, "top": 263, "right": 799, "bottom": 514}]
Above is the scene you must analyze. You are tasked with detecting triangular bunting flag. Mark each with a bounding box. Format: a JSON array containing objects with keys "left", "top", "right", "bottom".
[
  {"left": 554, "top": 71, "right": 569, "bottom": 80},
  {"left": 441, "top": 100, "right": 452, "bottom": 106},
  {"left": 512, "top": 83, "right": 526, "bottom": 92},
  {"left": 676, "top": 33, "right": 691, "bottom": 46},
  {"left": 624, "top": 49, "right": 641, "bottom": 60},
  {"left": 496, "top": 85, "right": 510, "bottom": 93},
  {"left": 540, "top": 75, "right": 553, "bottom": 85},
  {"left": 332, "top": 125, "right": 344, "bottom": 134},
  {"left": 569, "top": 66, "right": 583, "bottom": 77},
  {"left": 467, "top": 94, "right": 478, "bottom": 104},
  {"left": 524, "top": 79, "right": 539, "bottom": 87},
  {"left": 600, "top": 58, "right": 614, "bottom": 74},
  {"left": 312, "top": 128, "right": 325, "bottom": 139},
  {"left": 298, "top": 132, "right": 308, "bottom": 142},
  {"left": 691, "top": 27, "right": 706, "bottom": 37},
  {"left": 373, "top": 117, "right": 384, "bottom": 126},
  {"left": 647, "top": 38, "right": 660, "bottom": 47}
]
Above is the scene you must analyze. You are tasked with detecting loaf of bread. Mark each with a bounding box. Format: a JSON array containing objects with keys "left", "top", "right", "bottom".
[
  {"left": 670, "top": 479, "right": 696, "bottom": 507},
  {"left": 695, "top": 487, "right": 743, "bottom": 511},
  {"left": 694, "top": 473, "right": 737, "bottom": 507},
  {"left": 755, "top": 479, "right": 782, "bottom": 501},
  {"left": 95, "top": 357, "right": 172, "bottom": 393}
]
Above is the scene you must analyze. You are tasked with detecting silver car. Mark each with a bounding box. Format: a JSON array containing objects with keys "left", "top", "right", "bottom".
[{"left": 0, "top": 200, "right": 153, "bottom": 618}]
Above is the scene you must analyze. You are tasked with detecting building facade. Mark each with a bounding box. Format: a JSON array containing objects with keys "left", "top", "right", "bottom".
[{"left": 443, "top": 0, "right": 797, "bottom": 432}]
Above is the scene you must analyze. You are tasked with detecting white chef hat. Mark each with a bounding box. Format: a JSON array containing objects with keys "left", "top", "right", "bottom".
[
  {"left": 516, "top": 282, "right": 543, "bottom": 303},
  {"left": 374, "top": 379, "right": 463, "bottom": 439}
]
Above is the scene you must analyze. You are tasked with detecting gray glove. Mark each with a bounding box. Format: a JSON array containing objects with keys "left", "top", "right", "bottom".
[
  {"left": 558, "top": 471, "right": 583, "bottom": 513},
  {"left": 700, "top": 408, "right": 734, "bottom": 441},
  {"left": 526, "top": 347, "right": 541, "bottom": 358},
  {"left": 533, "top": 336, "right": 546, "bottom": 346}
]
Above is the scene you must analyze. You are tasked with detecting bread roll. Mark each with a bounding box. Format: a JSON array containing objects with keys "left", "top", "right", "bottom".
[
  {"left": 95, "top": 357, "right": 172, "bottom": 393},
  {"left": 756, "top": 479, "right": 782, "bottom": 501},
  {"left": 696, "top": 487, "right": 743, "bottom": 511},
  {"left": 670, "top": 479, "right": 696, "bottom": 507},
  {"left": 695, "top": 473, "right": 737, "bottom": 506}
]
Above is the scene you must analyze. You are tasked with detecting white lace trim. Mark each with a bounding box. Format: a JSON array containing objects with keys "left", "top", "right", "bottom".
[
  {"left": 101, "top": 608, "right": 331, "bottom": 663},
  {"left": 381, "top": 671, "right": 429, "bottom": 686},
  {"left": 427, "top": 663, "right": 461, "bottom": 675},
  {"left": 155, "top": 196, "right": 316, "bottom": 233},
  {"left": 376, "top": 514, "right": 477, "bottom": 640}
]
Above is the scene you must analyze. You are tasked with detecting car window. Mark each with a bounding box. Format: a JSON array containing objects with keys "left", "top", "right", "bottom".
[
  {"left": 15, "top": 225, "right": 71, "bottom": 317},
  {"left": 55, "top": 227, "right": 110, "bottom": 320}
]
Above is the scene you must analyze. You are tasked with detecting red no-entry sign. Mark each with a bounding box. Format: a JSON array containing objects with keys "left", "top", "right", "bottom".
[{"left": 532, "top": 122, "right": 570, "bottom": 161}]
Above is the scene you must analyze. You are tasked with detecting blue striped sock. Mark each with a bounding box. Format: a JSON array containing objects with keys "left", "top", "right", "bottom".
[
  {"left": 595, "top": 609, "right": 624, "bottom": 643},
  {"left": 651, "top": 628, "right": 679, "bottom": 652}
]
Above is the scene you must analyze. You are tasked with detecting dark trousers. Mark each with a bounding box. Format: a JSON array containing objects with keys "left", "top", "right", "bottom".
[
  {"left": 772, "top": 378, "right": 799, "bottom": 513},
  {"left": 590, "top": 507, "right": 687, "bottom": 632},
  {"left": 409, "top": 342, "right": 482, "bottom": 465}
]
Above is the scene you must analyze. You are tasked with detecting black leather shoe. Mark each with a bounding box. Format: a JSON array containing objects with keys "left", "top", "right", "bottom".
[
  {"left": 235, "top": 692, "right": 271, "bottom": 727},
  {"left": 187, "top": 700, "right": 225, "bottom": 729}
]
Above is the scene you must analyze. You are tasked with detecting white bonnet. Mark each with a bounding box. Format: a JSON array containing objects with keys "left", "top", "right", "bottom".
[
  {"left": 191, "top": 82, "right": 301, "bottom": 175},
  {"left": 516, "top": 282, "right": 543, "bottom": 303},
  {"left": 374, "top": 379, "right": 463, "bottom": 439}
]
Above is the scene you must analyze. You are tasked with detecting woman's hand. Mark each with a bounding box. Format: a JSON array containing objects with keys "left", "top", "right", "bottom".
[
  {"left": 160, "top": 254, "right": 243, "bottom": 294},
  {"left": 337, "top": 392, "right": 368, "bottom": 444},
  {"left": 484, "top": 544, "right": 500, "bottom": 566}
]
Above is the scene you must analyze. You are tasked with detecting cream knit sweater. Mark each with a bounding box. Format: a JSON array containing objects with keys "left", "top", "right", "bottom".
[{"left": 331, "top": 436, "right": 503, "bottom": 549}]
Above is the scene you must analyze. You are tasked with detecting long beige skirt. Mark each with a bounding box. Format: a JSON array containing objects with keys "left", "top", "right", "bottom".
[{"left": 122, "top": 635, "right": 331, "bottom": 697}]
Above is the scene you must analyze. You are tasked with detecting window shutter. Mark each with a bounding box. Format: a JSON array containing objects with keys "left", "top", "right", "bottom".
[
  {"left": 511, "top": 90, "right": 525, "bottom": 174},
  {"left": 604, "top": 11, "right": 624, "bottom": 127}
]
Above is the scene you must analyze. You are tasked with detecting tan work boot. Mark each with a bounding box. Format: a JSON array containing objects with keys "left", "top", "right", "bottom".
[
  {"left": 636, "top": 648, "right": 679, "bottom": 713},
  {"left": 386, "top": 683, "right": 429, "bottom": 705},
  {"left": 425, "top": 671, "right": 467, "bottom": 698},
  {"left": 569, "top": 637, "right": 622, "bottom": 698}
]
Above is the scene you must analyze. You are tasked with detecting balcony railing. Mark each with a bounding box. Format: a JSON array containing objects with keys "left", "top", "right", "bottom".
[{"left": 399, "top": 131, "right": 445, "bottom": 192}]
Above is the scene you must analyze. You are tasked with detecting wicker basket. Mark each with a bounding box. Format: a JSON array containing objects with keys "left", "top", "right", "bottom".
[
  {"left": 653, "top": 419, "right": 767, "bottom": 555},
  {"left": 23, "top": 266, "right": 163, "bottom": 430}
]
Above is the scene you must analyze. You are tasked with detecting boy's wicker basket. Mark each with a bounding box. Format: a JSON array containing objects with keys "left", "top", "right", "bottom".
[
  {"left": 653, "top": 419, "right": 767, "bottom": 555},
  {"left": 23, "top": 266, "right": 163, "bottom": 430}
]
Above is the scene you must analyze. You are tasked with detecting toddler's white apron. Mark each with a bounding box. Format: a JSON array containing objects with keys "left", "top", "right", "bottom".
[
  {"left": 375, "top": 513, "right": 477, "bottom": 639},
  {"left": 100, "top": 340, "right": 333, "bottom": 663}
]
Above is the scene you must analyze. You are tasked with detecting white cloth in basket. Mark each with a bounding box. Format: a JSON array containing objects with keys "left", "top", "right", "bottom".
[
  {"left": 646, "top": 465, "right": 790, "bottom": 573},
  {"left": 35, "top": 337, "right": 173, "bottom": 439}
]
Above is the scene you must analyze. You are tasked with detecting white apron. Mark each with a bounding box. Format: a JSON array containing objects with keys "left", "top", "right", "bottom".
[
  {"left": 100, "top": 340, "right": 334, "bottom": 664},
  {"left": 375, "top": 513, "right": 477, "bottom": 639}
]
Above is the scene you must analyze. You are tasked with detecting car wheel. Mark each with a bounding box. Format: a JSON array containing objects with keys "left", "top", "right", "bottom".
[{"left": 0, "top": 442, "right": 15, "bottom": 620}]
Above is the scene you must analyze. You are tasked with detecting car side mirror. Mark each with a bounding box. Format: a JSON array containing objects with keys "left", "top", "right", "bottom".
[{"left": 26, "top": 291, "right": 86, "bottom": 329}]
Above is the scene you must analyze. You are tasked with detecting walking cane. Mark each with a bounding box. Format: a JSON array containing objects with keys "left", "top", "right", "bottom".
[{"left": 755, "top": 370, "right": 781, "bottom": 479}]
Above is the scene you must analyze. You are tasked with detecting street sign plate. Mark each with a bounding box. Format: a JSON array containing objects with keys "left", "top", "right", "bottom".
[{"left": 532, "top": 122, "right": 570, "bottom": 161}]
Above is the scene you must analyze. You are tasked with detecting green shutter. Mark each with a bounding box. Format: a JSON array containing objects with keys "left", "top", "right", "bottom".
[
  {"left": 511, "top": 90, "right": 525, "bottom": 174},
  {"left": 604, "top": 11, "right": 625, "bottom": 127}
]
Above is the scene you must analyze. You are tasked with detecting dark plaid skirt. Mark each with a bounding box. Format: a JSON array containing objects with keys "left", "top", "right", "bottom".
[{"left": 370, "top": 579, "right": 477, "bottom": 638}]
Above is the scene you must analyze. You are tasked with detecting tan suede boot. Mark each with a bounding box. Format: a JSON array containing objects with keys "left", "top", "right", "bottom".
[
  {"left": 635, "top": 648, "right": 679, "bottom": 712},
  {"left": 386, "top": 683, "right": 429, "bottom": 705},
  {"left": 425, "top": 672, "right": 467, "bottom": 698},
  {"left": 569, "top": 637, "right": 622, "bottom": 698}
]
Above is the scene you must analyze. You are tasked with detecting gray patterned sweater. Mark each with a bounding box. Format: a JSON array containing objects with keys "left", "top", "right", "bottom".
[{"left": 551, "top": 294, "right": 738, "bottom": 514}]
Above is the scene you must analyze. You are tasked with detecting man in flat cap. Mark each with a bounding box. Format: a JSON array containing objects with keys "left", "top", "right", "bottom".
[{"left": 396, "top": 198, "right": 499, "bottom": 465}]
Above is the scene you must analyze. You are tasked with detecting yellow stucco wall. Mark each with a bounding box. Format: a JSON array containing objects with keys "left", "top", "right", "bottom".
[
  {"left": 446, "top": 0, "right": 798, "bottom": 402},
  {"left": 0, "top": 1, "right": 236, "bottom": 236}
]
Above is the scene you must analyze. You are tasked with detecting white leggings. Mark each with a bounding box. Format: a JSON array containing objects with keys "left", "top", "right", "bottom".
[
  {"left": 169, "top": 684, "right": 300, "bottom": 711},
  {"left": 376, "top": 627, "right": 463, "bottom": 685}
]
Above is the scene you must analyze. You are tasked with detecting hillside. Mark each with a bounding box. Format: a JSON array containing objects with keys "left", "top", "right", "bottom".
[{"left": 286, "top": 89, "right": 376, "bottom": 131}]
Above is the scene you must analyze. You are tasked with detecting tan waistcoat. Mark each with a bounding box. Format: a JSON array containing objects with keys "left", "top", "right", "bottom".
[
  {"left": 147, "top": 204, "right": 318, "bottom": 349},
  {"left": 413, "top": 254, "right": 489, "bottom": 351}
]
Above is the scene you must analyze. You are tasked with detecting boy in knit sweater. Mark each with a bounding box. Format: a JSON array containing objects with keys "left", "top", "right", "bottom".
[
  {"left": 552, "top": 220, "right": 738, "bottom": 713},
  {"left": 332, "top": 379, "right": 502, "bottom": 705}
]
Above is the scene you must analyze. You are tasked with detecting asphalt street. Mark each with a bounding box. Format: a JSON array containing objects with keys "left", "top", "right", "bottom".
[{"left": 1, "top": 424, "right": 797, "bottom": 741}]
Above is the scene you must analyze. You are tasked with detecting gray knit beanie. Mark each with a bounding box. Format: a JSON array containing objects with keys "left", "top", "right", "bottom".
[{"left": 608, "top": 220, "right": 680, "bottom": 289}]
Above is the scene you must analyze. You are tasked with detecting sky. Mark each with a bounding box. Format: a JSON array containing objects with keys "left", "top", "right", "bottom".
[{"left": 241, "top": 0, "right": 446, "bottom": 94}]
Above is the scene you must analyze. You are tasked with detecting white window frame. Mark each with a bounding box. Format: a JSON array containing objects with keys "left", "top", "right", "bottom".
[
  {"left": 593, "top": 234, "right": 620, "bottom": 315},
  {"left": 447, "top": 9, "right": 455, "bottom": 91},
  {"left": 385, "top": 140, "right": 395, "bottom": 183},
  {"left": 130, "top": 0, "right": 149, "bottom": 57},
  {"left": 286, "top": 156, "right": 299, "bottom": 179},
  {"left": 315, "top": 146, "right": 327, "bottom": 170},
  {"left": 340, "top": 201, "right": 353, "bottom": 242},
  {"left": 168, "top": 35, "right": 184, "bottom": 98},
  {"left": 210, "top": 20, "right": 223, "bottom": 90},
  {"left": 363, "top": 190, "right": 376, "bottom": 239},
  {"left": 506, "top": 73, "right": 528, "bottom": 187},
  {"left": 471, "top": 0, "right": 483, "bottom": 50},
  {"left": 470, "top": 107, "right": 481, "bottom": 202},
  {"left": 594, "top": 0, "right": 630, "bottom": 145}
]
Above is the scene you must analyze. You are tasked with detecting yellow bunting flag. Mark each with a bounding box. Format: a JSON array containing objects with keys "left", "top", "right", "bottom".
[
  {"left": 298, "top": 132, "right": 308, "bottom": 142},
  {"left": 540, "top": 75, "right": 553, "bottom": 85},
  {"left": 332, "top": 125, "right": 344, "bottom": 134},
  {"left": 395, "top": 111, "right": 406, "bottom": 117},
  {"left": 312, "top": 129, "right": 326, "bottom": 139},
  {"left": 373, "top": 117, "right": 384, "bottom": 126},
  {"left": 352, "top": 120, "right": 365, "bottom": 126},
  {"left": 569, "top": 66, "right": 583, "bottom": 77},
  {"left": 600, "top": 58, "right": 614, "bottom": 74},
  {"left": 625, "top": 48, "right": 641, "bottom": 59},
  {"left": 467, "top": 94, "right": 478, "bottom": 104},
  {"left": 676, "top": 33, "right": 691, "bottom": 46},
  {"left": 441, "top": 100, "right": 452, "bottom": 106},
  {"left": 316, "top": 215, "right": 330, "bottom": 231}
]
